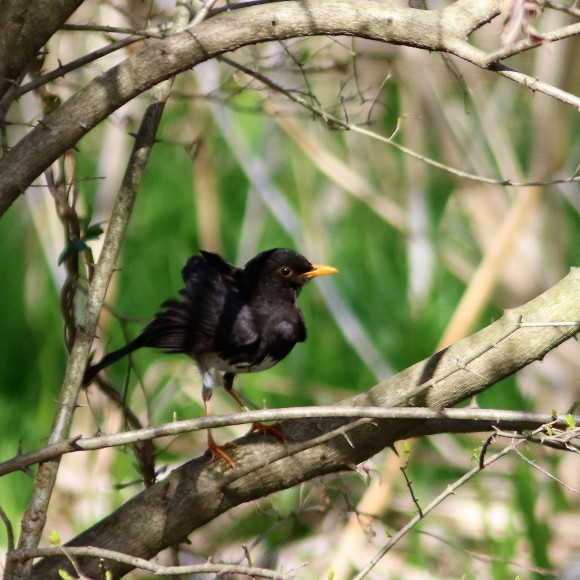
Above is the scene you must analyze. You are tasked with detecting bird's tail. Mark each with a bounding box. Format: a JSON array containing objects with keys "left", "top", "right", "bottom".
[{"left": 83, "top": 335, "right": 147, "bottom": 386}]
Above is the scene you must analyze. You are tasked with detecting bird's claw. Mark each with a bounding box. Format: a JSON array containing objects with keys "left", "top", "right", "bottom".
[
  {"left": 205, "top": 432, "right": 236, "bottom": 468},
  {"left": 249, "top": 421, "right": 286, "bottom": 446}
]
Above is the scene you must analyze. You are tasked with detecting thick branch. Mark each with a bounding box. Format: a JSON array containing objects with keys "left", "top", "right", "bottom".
[
  {"left": 8, "top": 0, "right": 580, "bottom": 213},
  {"left": 4, "top": 0, "right": 579, "bottom": 214},
  {"left": 0, "top": 0, "right": 84, "bottom": 100},
  {"left": 27, "top": 268, "right": 579, "bottom": 580}
]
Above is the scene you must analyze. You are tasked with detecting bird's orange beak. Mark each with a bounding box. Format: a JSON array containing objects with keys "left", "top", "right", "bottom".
[{"left": 299, "top": 264, "right": 339, "bottom": 279}]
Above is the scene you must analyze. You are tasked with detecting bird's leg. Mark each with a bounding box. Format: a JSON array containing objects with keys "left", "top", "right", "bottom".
[
  {"left": 223, "top": 372, "right": 286, "bottom": 444},
  {"left": 202, "top": 385, "right": 235, "bottom": 468},
  {"left": 222, "top": 372, "right": 249, "bottom": 410}
]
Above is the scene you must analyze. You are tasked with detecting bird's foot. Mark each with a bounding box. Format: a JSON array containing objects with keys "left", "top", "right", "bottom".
[
  {"left": 249, "top": 421, "right": 286, "bottom": 445},
  {"left": 205, "top": 431, "right": 236, "bottom": 469}
]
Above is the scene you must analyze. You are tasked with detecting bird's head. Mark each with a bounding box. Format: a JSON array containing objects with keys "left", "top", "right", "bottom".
[{"left": 243, "top": 248, "right": 338, "bottom": 296}]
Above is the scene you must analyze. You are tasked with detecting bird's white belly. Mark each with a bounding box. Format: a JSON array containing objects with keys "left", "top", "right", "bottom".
[
  {"left": 196, "top": 352, "right": 277, "bottom": 382},
  {"left": 230, "top": 354, "right": 277, "bottom": 373}
]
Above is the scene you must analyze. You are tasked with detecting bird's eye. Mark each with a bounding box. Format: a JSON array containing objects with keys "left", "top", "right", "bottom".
[{"left": 278, "top": 266, "right": 293, "bottom": 277}]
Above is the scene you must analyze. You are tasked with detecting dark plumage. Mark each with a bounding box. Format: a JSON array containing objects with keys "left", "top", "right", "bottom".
[{"left": 84, "top": 248, "right": 338, "bottom": 465}]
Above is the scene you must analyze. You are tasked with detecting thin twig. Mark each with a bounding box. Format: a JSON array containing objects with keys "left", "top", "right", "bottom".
[
  {"left": 479, "top": 431, "right": 498, "bottom": 469},
  {"left": 352, "top": 441, "right": 520, "bottom": 580},
  {"left": 491, "top": 62, "right": 580, "bottom": 110},
  {"left": 400, "top": 458, "right": 423, "bottom": 518},
  {"left": 14, "top": 36, "right": 144, "bottom": 99},
  {"left": 8, "top": 546, "right": 293, "bottom": 579},
  {"left": 418, "top": 530, "right": 556, "bottom": 575},
  {"left": 514, "top": 448, "right": 580, "bottom": 495},
  {"left": 60, "top": 23, "right": 166, "bottom": 38},
  {"left": 220, "top": 56, "right": 580, "bottom": 187},
  {"left": 546, "top": 1, "right": 580, "bottom": 18},
  {"left": 482, "top": 21, "right": 580, "bottom": 66},
  {"left": 189, "top": 0, "right": 219, "bottom": 28},
  {"left": 0, "top": 504, "right": 15, "bottom": 552},
  {"left": 1, "top": 407, "right": 577, "bottom": 477},
  {"left": 519, "top": 321, "right": 580, "bottom": 327}
]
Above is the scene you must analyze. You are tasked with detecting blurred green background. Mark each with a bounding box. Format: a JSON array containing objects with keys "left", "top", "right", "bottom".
[{"left": 1, "top": 6, "right": 579, "bottom": 578}]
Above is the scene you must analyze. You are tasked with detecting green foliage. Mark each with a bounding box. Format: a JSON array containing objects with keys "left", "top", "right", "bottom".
[
  {"left": 57, "top": 219, "right": 104, "bottom": 265},
  {"left": 49, "top": 530, "right": 61, "bottom": 546}
]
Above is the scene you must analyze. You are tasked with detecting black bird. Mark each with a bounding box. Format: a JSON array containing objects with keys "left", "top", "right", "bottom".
[{"left": 83, "top": 248, "right": 338, "bottom": 466}]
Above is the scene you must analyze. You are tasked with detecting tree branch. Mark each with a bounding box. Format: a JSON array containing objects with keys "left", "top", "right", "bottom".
[
  {"left": 353, "top": 435, "right": 528, "bottom": 580},
  {"left": 1, "top": 407, "right": 578, "bottom": 477},
  {"left": 23, "top": 268, "right": 579, "bottom": 580},
  {"left": 0, "top": 0, "right": 84, "bottom": 100},
  {"left": 0, "top": 0, "right": 501, "bottom": 216},
  {"left": 2, "top": 0, "right": 578, "bottom": 216},
  {"left": 481, "top": 21, "right": 580, "bottom": 65},
  {"left": 10, "top": 546, "right": 294, "bottom": 579}
]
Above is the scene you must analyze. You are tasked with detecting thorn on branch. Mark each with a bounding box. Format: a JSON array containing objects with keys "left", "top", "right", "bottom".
[
  {"left": 456, "top": 358, "right": 486, "bottom": 380},
  {"left": 342, "top": 432, "right": 355, "bottom": 448},
  {"left": 17, "top": 441, "right": 35, "bottom": 478}
]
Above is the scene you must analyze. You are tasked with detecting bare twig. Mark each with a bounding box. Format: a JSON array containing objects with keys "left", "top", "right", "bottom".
[
  {"left": 514, "top": 448, "right": 580, "bottom": 495},
  {"left": 483, "top": 21, "right": 580, "bottom": 65},
  {"left": 9, "top": 546, "right": 293, "bottom": 579},
  {"left": 221, "top": 56, "right": 580, "bottom": 187},
  {"left": 547, "top": 1, "right": 580, "bottom": 18},
  {"left": 43, "top": 163, "right": 81, "bottom": 351},
  {"left": 189, "top": 0, "right": 219, "bottom": 27},
  {"left": 400, "top": 456, "right": 423, "bottom": 518},
  {"left": 479, "top": 430, "right": 498, "bottom": 468},
  {"left": 60, "top": 23, "right": 166, "bottom": 38},
  {"left": 0, "top": 504, "right": 15, "bottom": 552},
  {"left": 491, "top": 62, "right": 580, "bottom": 109},
  {"left": 11, "top": 36, "right": 143, "bottom": 100},
  {"left": 418, "top": 530, "right": 556, "bottom": 575},
  {"left": 352, "top": 440, "right": 520, "bottom": 580},
  {"left": 1, "top": 407, "right": 577, "bottom": 477}
]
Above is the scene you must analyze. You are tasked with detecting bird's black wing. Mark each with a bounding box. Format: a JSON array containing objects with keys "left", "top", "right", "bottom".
[
  {"left": 142, "top": 255, "right": 257, "bottom": 354},
  {"left": 83, "top": 253, "right": 258, "bottom": 384},
  {"left": 195, "top": 250, "right": 242, "bottom": 291}
]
